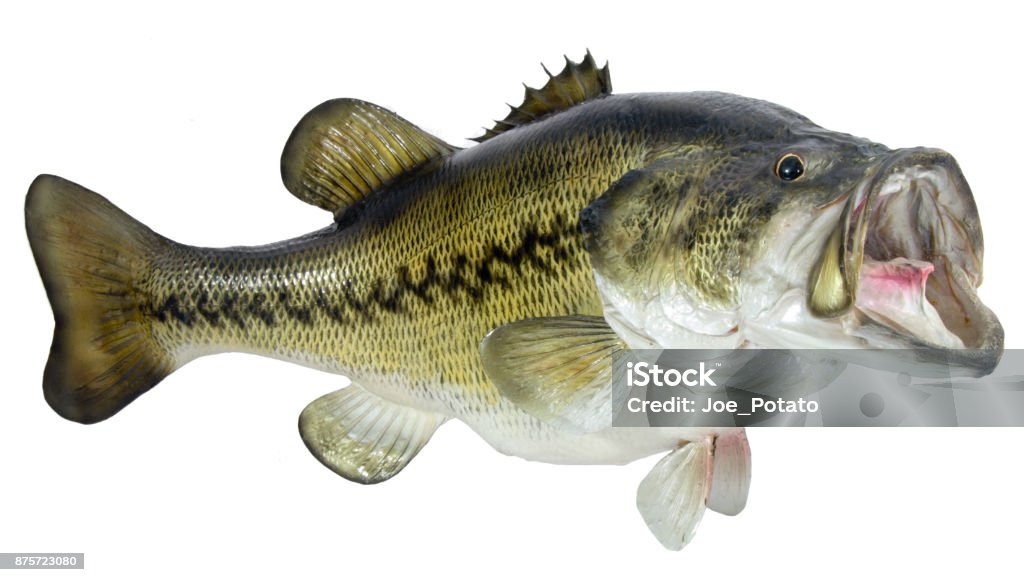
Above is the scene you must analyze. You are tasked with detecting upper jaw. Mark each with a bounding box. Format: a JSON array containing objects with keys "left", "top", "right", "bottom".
[{"left": 809, "top": 148, "right": 1003, "bottom": 375}]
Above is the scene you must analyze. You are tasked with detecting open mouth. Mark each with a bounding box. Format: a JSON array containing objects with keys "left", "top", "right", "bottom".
[{"left": 808, "top": 148, "right": 1003, "bottom": 373}]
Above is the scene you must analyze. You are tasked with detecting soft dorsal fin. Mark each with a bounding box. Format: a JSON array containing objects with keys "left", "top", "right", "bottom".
[
  {"left": 281, "top": 98, "right": 457, "bottom": 217},
  {"left": 471, "top": 51, "right": 612, "bottom": 143}
]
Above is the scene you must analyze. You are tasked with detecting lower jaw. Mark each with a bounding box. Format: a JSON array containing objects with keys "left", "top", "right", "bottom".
[{"left": 854, "top": 257, "right": 965, "bottom": 350}]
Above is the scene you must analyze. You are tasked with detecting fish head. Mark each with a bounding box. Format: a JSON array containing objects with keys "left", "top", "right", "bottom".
[{"left": 581, "top": 99, "right": 1002, "bottom": 376}]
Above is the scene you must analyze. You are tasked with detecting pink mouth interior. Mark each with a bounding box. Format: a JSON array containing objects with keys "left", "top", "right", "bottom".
[{"left": 856, "top": 258, "right": 965, "bottom": 348}]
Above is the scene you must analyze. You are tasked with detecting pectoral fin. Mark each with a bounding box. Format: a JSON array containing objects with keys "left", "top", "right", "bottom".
[
  {"left": 636, "top": 439, "right": 713, "bottom": 551},
  {"left": 479, "top": 316, "right": 628, "bottom": 433},
  {"left": 299, "top": 384, "right": 447, "bottom": 484}
]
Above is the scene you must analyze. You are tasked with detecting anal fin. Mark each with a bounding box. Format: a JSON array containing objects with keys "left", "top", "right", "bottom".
[{"left": 299, "top": 384, "right": 447, "bottom": 484}]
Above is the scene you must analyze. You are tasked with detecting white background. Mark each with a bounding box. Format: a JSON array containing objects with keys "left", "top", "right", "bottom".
[{"left": 2, "top": 1, "right": 1022, "bottom": 580}]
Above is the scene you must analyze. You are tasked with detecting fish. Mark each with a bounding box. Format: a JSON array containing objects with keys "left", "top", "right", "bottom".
[{"left": 24, "top": 52, "right": 1003, "bottom": 550}]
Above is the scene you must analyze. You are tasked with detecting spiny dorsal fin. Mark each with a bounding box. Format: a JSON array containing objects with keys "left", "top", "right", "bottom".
[
  {"left": 471, "top": 51, "right": 612, "bottom": 143},
  {"left": 282, "top": 98, "right": 457, "bottom": 218}
]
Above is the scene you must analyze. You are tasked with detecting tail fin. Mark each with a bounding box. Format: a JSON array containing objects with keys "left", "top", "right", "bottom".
[{"left": 25, "top": 175, "right": 175, "bottom": 423}]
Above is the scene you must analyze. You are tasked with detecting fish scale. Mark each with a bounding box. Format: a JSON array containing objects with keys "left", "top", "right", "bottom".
[{"left": 141, "top": 117, "right": 638, "bottom": 422}]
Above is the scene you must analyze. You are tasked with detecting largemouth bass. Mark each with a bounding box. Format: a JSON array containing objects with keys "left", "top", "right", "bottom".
[{"left": 25, "top": 53, "right": 1003, "bottom": 550}]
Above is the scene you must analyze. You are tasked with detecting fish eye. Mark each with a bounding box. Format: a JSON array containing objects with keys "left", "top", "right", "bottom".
[{"left": 775, "top": 153, "right": 805, "bottom": 181}]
